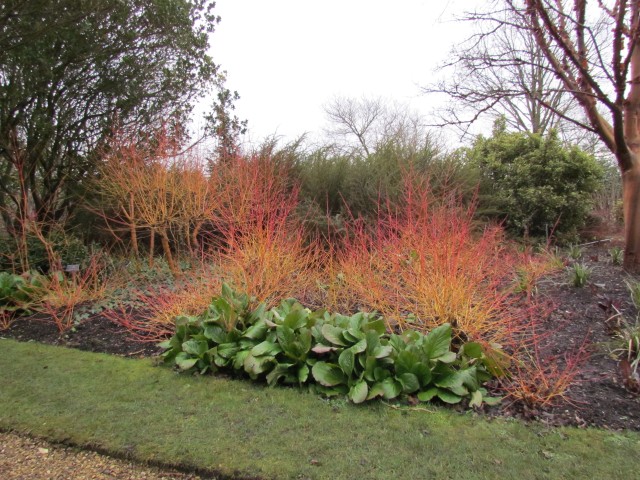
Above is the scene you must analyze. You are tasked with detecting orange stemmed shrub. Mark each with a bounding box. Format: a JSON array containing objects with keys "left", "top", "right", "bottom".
[
  {"left": 331, "top": 173, "right": 523, "bottom": 346},
  {"left": 209, "top": 155, "right": 320, "bottom": 307}
]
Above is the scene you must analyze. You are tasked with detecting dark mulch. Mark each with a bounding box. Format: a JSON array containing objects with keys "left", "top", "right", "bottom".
[
  {"left": 3, "top": 312, "right": 164, "bottom": 358},
  {"left": 2, "top": 241, "right": 639, "bottom": 432},
  {"left": 493, "top": 240, "right": 640, "bottom": 431}
]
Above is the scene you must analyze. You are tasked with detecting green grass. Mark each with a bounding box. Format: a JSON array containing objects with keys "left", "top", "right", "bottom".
[{"left": 1, "top": 339, "right": 639, "bottom": 479}]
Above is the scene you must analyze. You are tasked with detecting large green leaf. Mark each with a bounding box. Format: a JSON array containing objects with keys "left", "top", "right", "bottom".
[
  {"left": 436, "top": 367, "right": 478, "bottom": 392},
  {"left": 312, "top": 361, "right": 347, "bottom": 387},
  {"left": 294, "top": 328, "right": 313, "bottom": 358},
  {"left": 243, "top": 354, "right": 275, "bottom": 379},
  {"left": 266, "top": 363, "right": 295, "bottom": 386},
  {"left": 436, "top": 389, "right": 463, "bottom": 404},
  {"left": 412, "top": 363, "right": 433, "bottom": 387},
  {"left": 277, "top": 326, "right": 312, "bottom": 361},
  {"left": 381, "top": 377, "right": 402, "bottom": 399},
  {"left": 338, "top": 348, "right": 355, "bottom": 377},
  {"left": 311, "top": 344, "right": 339, "bottom": 354},
  {"left": 298, "top": 364, "right": 309, "bottom": 384},
  {"left": 232, "top": 350, "right": 250, "bottom": 370},
  {"left": 398, "top": 373, "right": 420, "bottom": 393},
  {"left": 210, "top": 297, "right": 234, "bottom": 325},
  {"left": 182, "top": 339, "right": 208, "bottom": 357},
  {"left": 343, "top": 328, "right": 365, "bottom": 343},
  {"left": 482, "top": 345, "right": 511, "bottom": 377},
  {"left": 366, "top": 382, "right": 386, "bottom": 400},
  {"left": 469, "top": 389, "right": 483, "bottom": 408},
  {"left": 417, "top": 387, "right": 438, "bottom": 402},
  {"left": 348, "top": 380, "right": 369, "bottom": 404},
  {"left": 243, "top": 319, "right": 268, "bottom": 340},
  {"left": 216, "top": 342, "right": 240, "bottom": 359},
  {"left": 372, "top": 344, "right": 393, "bottom": 359},
  {"left": 395, "top": 350, "right": 418, "bottom": 376},
  {"left": 276, "top": 325, "right": 296, "bottom": 351},
  {"left": 373, "top": 366, "right": 391, "bottom": 382},
  {"left": 251, "top": 340, "right": 282, "bottom": 357},
  {"left": 364, "top": 318, "right": 386, "bottom": 335},
  {"left": 203, "top": 324, "right": 226, "bottom": 344},
  {"left": 175, "top": 352, "right": 198, "bottom": 371},
  {"left": 247, "top": 303, "right": 267, "bottom": 324},
  {"left": 422, "top": 323, "right": 453, "bottom": 360},
  {"left": 462, "top": 342, "right": 484, "bottom": 359},
  {"left": 321, "top": 324, "right": 348, "bottom": 346},
  {"left": 365, "top": 331, "right": 381, "bottom": 355},
  {"left": 350, "top": 339, "right": 367, "bottom": 354},
  {"left": 283, "top": 307, "right": 308, "bottom": 330},
  {"left": 436, "top": 351, "right": 457, "bottom": 364}
]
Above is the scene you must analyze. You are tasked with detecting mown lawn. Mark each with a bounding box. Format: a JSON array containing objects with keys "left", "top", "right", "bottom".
[{"left": 0, "top": 338, "right": 638, "bottom": 479}]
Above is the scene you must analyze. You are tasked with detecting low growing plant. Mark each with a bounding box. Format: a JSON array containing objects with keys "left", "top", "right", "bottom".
[
  {"left": 610, "top": 246, "right": 624, "bottom": 266},
  {"left": 160, "top": 285, "right": 505, "bottom": 407},
  {"left": 568, "top": 263, "right": 591, "bottom": 288},
  {"left": 602, "top": 314, "right": 640, "bottom": 393},
  {"left": 512, "top": 248, "right": 564, "bottom": 297},
  {"left": 33, "top": 256, "right": 108, "bottom": 333},
  {"left": 567, "top": 244, "right": 583, "bottom": 261},
  {"left": 0, "top": 271, "right": 47, "bottom": 329},
  {"left": 625, "top": 278, "right": 640, "bottom": 310},
  {"left": 105, "top": 274, "right": 221, "bottom": 342}
]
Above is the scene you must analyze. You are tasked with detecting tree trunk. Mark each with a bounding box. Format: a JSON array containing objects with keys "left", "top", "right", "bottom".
[
  {"left": 622, "top": 163, "right": 640, "bottom": 272},
  {"left": 159, "top": 228, "right": 179, "bottom": 276},
  {"left": 192, "top": 220, "right": 204, "bottom": 251},
  {"left": 129, "top": 193, "right": 139, "bottom": 257},
  {"left": 149, "top": 228, "right": 155, "bottom": 268}
]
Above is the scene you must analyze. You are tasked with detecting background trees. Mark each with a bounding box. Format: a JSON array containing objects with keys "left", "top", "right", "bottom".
[
  {"left": 452, "top": 1, "right": 640, "bottom": 270},
  {"left": 427, "top": 19, "right": 575, "bottom": 136},
  {"left": 0, "top": 0, "right": 220, "bottom": 243},
  {"left": 428, "top": 1, "right": 640, "bottom": 270}
]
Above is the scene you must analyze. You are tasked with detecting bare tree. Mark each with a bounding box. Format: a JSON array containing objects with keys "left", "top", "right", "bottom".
[
  {"left": 427, "top": 10, "right": 581, "bottom": 137},
  {"left": 323, "top": 96, "right": 436, "bottom": 157},
  {"left": 323, "top": 96, "right": 386, "bottom": 156},
  {"left": 460, "top": 1, "right": 640, "bottom": 271}
]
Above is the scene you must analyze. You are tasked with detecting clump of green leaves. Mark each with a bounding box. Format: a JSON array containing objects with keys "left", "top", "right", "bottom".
[
  {"left": 625, "top": 278, "right": 640, "bottom": 310},
  {"left": 609, "top": 246, "right": 624, "bottom": 266},
  {"left": 603, "top": 316, "right": 640, "bottom": 393},
  {"left": 160, "top": 285, "right": 505, "bottom": 407},
  {"left": 0, "top": 271, "right": 46, "bottom": 317},
  {"left": 568, "top": 263, "right": 591, "bottom": 287},
  {"left": 567, "top": 244, "right": 583, "bottom": 261}
]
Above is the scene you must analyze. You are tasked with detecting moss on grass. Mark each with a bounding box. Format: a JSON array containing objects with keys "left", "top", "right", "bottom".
[{"left": 1, "top": 339, "right": 638, "bottom": 479}]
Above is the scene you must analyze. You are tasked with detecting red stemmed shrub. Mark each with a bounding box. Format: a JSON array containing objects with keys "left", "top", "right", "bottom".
[{"left": 329, "top": 172, "right": 524, "bottom": 348}]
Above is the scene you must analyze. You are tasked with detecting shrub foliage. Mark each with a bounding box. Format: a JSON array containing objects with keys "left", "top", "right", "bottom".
[{"left": 465, "top": 120, "right": 603, "bottom": 239}]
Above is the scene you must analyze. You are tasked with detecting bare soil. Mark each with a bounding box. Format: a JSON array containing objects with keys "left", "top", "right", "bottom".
[{"left": 3, "top": 241, "right": 640, "bottom": 432}]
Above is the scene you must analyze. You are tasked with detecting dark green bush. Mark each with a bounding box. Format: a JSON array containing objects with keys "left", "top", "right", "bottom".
[
  {"left": 160, "top": 285, "right": 505, "bottom": 406},
  {"left": 464, "top": 120, "right": 604, "bottom": 240},
  {"left": 0, "top": 231, "right": 94, "bottom": 273}
]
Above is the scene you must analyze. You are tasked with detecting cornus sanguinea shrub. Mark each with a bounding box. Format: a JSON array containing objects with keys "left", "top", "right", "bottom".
[
  {"left": 331, "top": 173, "right": 525, "bottom": 348},
  {"left": 210, "top": 155, "right": 321, "bottom": 307}
]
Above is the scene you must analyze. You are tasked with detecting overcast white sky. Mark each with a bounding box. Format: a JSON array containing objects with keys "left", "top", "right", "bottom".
[{"left": 205, "top": 0, "right": 482, "bottom": 146}]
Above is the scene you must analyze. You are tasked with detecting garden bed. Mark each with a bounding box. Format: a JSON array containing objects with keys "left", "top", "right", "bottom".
[{"left": 3, "top": 243, "right": 640, "bottom": 431}]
